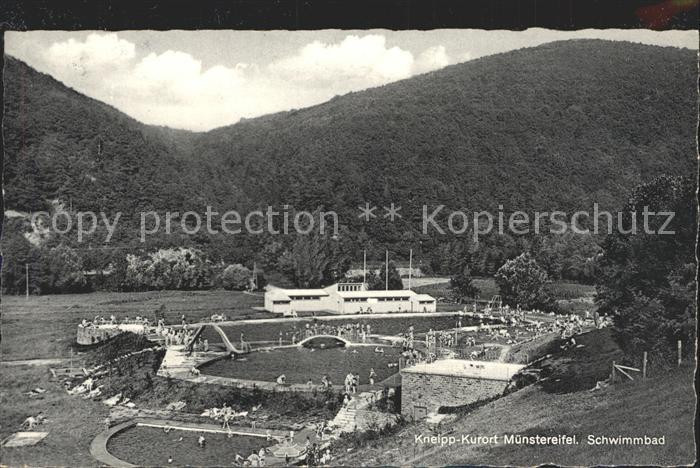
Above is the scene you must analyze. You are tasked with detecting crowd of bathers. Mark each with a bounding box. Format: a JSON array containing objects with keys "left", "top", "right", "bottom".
[
  {"left": 79, "top": 315, "right": 151, "bottom": 328},
  {"left": 301, "top": 322, "right": 373, "bottom": 343}
]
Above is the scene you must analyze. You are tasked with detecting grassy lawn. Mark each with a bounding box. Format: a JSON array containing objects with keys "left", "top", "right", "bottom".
[
  {"left": 336, "top": 365, "right": 695, "bottom": 466},
  {"left": 545, "top": 281, "right": 596, "bottom": 300},
  {"left": 416, "top": 278, "right": 596, "bottom": 304},
  {"left": 0, "top": 290, "right": 267, "bottom": 361},
  {"left": 468, "top": 366, "right": 696, "bottom": 466},
  {"left": 0, "top": 365, "right": 108, "bottom": 466}
]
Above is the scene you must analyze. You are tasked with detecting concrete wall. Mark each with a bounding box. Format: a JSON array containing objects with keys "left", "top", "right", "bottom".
[
  {"left": 76, "top": 326, "right": 122, "bottom": 345},
  {"left": 400, "top": 372, "right": 508, "bottom": 419}
]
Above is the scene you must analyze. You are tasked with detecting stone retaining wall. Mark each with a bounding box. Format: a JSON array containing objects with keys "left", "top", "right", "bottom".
[
  {"left": 77, "top": 326, "right": 123, "bottom": 345},
  {"left": 400, "top": 372, "right": 507, "bottom": 419}
]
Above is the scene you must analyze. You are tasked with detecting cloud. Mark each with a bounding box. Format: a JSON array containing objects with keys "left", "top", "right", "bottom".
[
  {"left": 269, "top": 35, "right": 415, "bottom": 87},
  {"left": 46, "top": 33, "right": 136, "bottom": 77},
  {"left": 126, "top": 50, "right": 248, "bottom": 103},
  {"left": 33, "top": 32, "right": 455, "bottom": 130},
  {"left": 414, "top": 45, "right": 451, "bottom": 74}
]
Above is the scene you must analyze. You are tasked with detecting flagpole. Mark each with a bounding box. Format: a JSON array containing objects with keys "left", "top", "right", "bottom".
[
  {"left": 385, "top": 250, "right": 389, "bottom": 290},
  {"left": 363, "top": 250, "right": 367, "bottom": 285},
  {"left": 408, "top": 249, "right": 413, "bottom": 290}
]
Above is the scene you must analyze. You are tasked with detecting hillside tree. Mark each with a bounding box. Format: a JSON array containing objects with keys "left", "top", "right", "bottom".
[
  {"left": 449, "top": 264, "right": 480, "bottom": 302},
  {"left": 494, "top": 252, "right": 553, "bottom": 310},
  {"left": 595, "top": 175, "right": 696, "bottom": 361}
]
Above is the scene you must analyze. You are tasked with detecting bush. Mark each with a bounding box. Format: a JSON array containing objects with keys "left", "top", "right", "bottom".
[
  {"left": 449, "top": 264, "right": 480, "bottom": 302},
  {"left": 219, "top": 264, "right": 252, "bottom": 290},
  {"left": 123, "top": 247, "right": 212, "bottom": 291},
  {"left": 494, "top": 253, "right": 554, "bottom": 310}
]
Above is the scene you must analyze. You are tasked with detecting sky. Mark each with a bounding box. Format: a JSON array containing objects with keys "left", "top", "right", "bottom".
[{"left": 5, "top": 29, "right": 697, "bottom": 131}]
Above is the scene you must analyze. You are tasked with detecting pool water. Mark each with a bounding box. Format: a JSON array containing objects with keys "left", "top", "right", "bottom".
[
  {"left": 200, "top": 345, "right": 404, "bottom": 385},
  {"left": 211, "top": 314, "right": 475, "bottom": 347},
  {"left": 107, "top": 425, "right": 274, "bottom": 466}
]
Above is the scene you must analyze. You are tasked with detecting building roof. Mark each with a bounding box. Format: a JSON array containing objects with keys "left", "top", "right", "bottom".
[
  {"left": 336, "top": 289, "right": 416, "bottom": 298},
  {"left": 414, "top": 294, "right": 436, "bottom": 301},
  {"left": 402, "top": 359, "right": 524, "bottom": 381},
  {"left": 266, "top": 287, "right": 329, "bottom": 298},
  {"left": 265, "top": 283, "right": 435, "bottom": 301},
  {"left": 266, "top": 290, "right": 291, "bottom": 301},
  {"left": 285, "top": 289, "right": 329, "bottom": 296}
]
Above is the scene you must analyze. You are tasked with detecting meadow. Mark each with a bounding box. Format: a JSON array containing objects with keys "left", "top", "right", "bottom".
[
  {"left": 416, "top": 277, "right": 596, "bottom": 303},
  {"left": 0, "top": 365, "right": 108, "bottom": 466},
  {"left": 0, "top": 290, "right": 268, "bottom": 361}
]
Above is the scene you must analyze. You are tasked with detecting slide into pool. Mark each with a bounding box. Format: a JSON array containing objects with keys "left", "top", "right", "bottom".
[{"left": 186, "top": 325, "right": 251, "bottom": 354}]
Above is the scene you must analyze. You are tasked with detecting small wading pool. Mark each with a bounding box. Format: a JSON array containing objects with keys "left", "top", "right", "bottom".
[
  {"left": 107, "top": 425, "right": 274, "bottom": 466},
  {"left": 199, "top": 345, "right": 404, "bottom": 385}
]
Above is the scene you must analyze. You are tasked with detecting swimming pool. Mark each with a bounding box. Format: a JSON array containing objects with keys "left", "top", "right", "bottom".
[
  {"left": 199, "top": 345, "right": 405, "bottom": 385},
  {"left": 107, "top": 425, "right": 274, "bottom": 466},
  {"left": 208, "top": 313, "right": 475, "bottom": 348}
]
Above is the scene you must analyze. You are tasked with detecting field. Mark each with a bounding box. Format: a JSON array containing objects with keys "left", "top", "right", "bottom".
[
  {"left": 0, "top": 365, "right": 108, "bottom": 466},
  {"left": 107, "top": 425, "right": 273, "bottom": 466},
  {"left": 200, "top": 345, "right": 403, "bottom": 384},
  {"left": 0, "top": 290, "right": 268, "bottom": 361},
  {"left": 414, "top": 278, "right": 595, "bottom": 309}
]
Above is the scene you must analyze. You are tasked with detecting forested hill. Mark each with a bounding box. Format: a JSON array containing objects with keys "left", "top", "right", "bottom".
[
  {"left": 5, "top": 40, "right": 697, "bottom": 220},
  {"left": 193, "top": 39, "right": 696, "bottom": 218},
  {"left": 2, "top": 39, "right": 697, "bottom": 278},
  {"left": 2, "top": 56, "right": 247, "bottom": 221}
]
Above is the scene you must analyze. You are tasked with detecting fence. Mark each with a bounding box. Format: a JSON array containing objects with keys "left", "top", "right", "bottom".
[{"left": 611, "top": 340, "right": 686, "bottom": 384}]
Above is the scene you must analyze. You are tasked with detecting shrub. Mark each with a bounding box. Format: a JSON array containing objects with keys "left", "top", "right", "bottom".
[
  {"left": 219, "top": 264, "right": 252, "bottom": 290},
  {"left": 494, "top": 253, "right": 554, "bottom": 310}
]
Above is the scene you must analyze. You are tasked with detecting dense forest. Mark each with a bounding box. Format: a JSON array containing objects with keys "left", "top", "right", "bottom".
[{"left": 1, "top": 39, "right": 697, "bottom": 294}]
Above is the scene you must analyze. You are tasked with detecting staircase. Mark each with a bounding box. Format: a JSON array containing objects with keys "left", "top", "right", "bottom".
[
  {"left": 157, "top": 346, "right": 196, "bottom": 377},
  {"left": 331, "top": 406, "right": 358, "bottom": 432},
  {"left": 329, "top": 390, "right": 382, "bottom": 433}
]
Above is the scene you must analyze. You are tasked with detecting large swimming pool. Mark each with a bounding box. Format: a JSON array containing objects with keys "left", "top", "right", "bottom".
[
  {"left": 207, "top": 313, "right": 475, "bottom": 348},
  {"left": 199, "top": 345, "right": 404, "bottom": 385}
]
